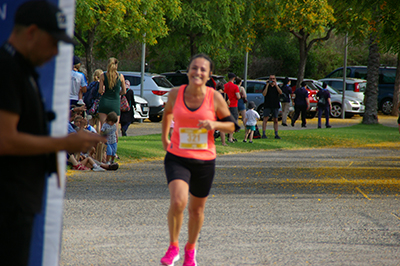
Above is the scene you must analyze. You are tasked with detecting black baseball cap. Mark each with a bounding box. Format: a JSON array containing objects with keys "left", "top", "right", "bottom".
[{"left": 14, "top": 0, "right": 77, "bottom": 45}]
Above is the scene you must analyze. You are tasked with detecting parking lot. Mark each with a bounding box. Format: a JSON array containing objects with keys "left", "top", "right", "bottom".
[{"left": 60, "top": 115, "right": 400, "bottom": 265}]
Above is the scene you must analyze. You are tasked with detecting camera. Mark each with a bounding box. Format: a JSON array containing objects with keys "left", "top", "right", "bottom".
[{"left": 269, "top": 80, "right": 273, "bottom": 84}]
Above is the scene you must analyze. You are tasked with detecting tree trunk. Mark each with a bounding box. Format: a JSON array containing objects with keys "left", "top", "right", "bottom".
[
  {"left": 362, "top": 35, "right": 380, "bottom": 124},
  {"left": 189, "top": 34, "right": 197, "bottom": 58},
  {"left": 85, "top": 29, "right": 96, "bottom": 83},
  {"left": 296, "top": 36, "right": 308, "bottom": 88},
  {"left": 391, "top": 52, "right": 400, "bottom": 117}
]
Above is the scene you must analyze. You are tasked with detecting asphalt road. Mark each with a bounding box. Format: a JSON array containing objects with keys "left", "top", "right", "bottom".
[{"left": 61, "top": 144, "right": 400, "bottom": 265}]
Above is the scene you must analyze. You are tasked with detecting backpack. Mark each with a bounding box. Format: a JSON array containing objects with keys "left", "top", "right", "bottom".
[
  {"left": 253, "top": 124, "right": 261, "bottom": 139},
  {"left": 83, "top": 81, "right": 99, "bottom": 107}
]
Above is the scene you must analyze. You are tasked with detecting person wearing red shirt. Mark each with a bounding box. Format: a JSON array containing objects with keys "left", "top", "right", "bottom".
[{"left": 224, "top": 73, "right": 240, "bottom": 142}]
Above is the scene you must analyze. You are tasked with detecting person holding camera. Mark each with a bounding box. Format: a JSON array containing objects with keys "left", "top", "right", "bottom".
[{"left": 262, "top": 74, "right": 282, "bottom": 139}]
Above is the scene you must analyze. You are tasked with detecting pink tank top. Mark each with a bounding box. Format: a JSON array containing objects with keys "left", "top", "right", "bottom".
[{"left": 167, "top": 85, "right": 216, "bottom": 160}]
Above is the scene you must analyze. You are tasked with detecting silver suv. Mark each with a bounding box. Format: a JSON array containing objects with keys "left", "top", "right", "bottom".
[
  {"left": 318, "top": 78, "right": 366, "bottom": 104},
  {"left": 120, "top": 72, "right": 173, "bottom": 122}
]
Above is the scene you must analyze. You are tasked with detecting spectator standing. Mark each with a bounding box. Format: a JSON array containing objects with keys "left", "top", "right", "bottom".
[
  {"left": 84, "top": 69, "right": 103, "bottom": 131},
  {"left": 243, "top": 101, "right": 260, "bottom": 143},
  {"left": 0, "top": 1, "right": 106, "bottom": 265},
  {"left": 291, "top": 81, "right": 310, "bottom": 128},
  {"left": 101, "top": 111, "right": 118, "bottom": 164},
  {"left": 280, "top": 77, "right": 292, "bottom": 126},
  {"left": 160, "top": 54, "right": 236, "bottom": 266},
  {"left": 98, "top": 57, "right": 126, "bottom": 131},
  {"left": 71, "top": 55, "right": 87, "bottom": 106},
  {"left": 316, "top": 82, "right": 332, "bottom": 128},
  {"left": 216, "top": 82, "right": 230, "bottom": 146},
  {"left": 236, "top": 77, "right": 247, "bottom": 128},
  {"left": 262, "top": 74, "right": 282, "bottom": 139},
  {"left": 224, "top": 72, "right": 240, "bottom": 143},
  {"left": 120, "top": 79, "right": 136, "bottom": 136}
]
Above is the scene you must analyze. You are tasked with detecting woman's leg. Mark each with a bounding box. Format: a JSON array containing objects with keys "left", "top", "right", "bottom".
[
  {"left": 99, "top": 113, "right": 107, "bottom": 129},
  {"left": 168, "top": 180, "right": 189, "bottom": 243},
  {"left": 240, "top": 109, "right": 246, "bottom": 128},
  {"left": 187, "top": 194, "right": 208, "bottom": 245},
  {"left": 220, "top": 132, "right": 227, "bottom": 145}
]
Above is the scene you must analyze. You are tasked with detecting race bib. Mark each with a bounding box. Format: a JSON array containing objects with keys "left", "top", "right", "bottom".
[{"left": 179, "top": 128, "right": 208, "bottom": 150}]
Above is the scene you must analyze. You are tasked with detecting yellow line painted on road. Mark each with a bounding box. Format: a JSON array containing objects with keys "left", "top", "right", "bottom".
[
  {"left": 356, "top": 187, "right": 371, "bottom": 200},
  {"left": 348, "top": 162, "right": 353, "bottom": 167},
  {"left": 391, "top": 212, "right": 400, "bottom": 220}
]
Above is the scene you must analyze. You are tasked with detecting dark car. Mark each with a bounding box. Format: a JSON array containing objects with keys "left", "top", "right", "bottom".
[
  {"left": 324, "top": 66, "right": 396, "bottom": 114},
  {"left": 161, "top": 71, "right": 227, "bottom": 87}
]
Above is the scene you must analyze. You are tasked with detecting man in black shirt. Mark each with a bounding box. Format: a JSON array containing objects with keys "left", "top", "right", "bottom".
[
  {"left": 262, "top": 74, "right": 282, "bottom": 139},
  {"left": 291, "top": 81, "right": 310, "bottom": 127},
  {"left": 0, "top": 1, "right": 106, "bottom": 265}
]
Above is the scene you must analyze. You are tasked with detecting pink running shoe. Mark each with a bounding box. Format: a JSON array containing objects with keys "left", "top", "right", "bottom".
[
  {"left": 160, "top": 245, "right": 180, "bottom": 266},
  {"left": 183, "top": 249, "right": 197, "bottom": 266}
]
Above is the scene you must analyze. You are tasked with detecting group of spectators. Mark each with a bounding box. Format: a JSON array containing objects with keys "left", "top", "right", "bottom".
[
  {"left": 68, "top": 56, "right": 134, "bottom": 171},
  {"left": 219, "top": 74, "right": 334, "bottom": 143}
]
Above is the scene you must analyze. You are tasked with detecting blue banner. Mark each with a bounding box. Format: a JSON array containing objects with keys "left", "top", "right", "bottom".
[{"left": 0, "top": 0, "right": 75, "bottom": 265}]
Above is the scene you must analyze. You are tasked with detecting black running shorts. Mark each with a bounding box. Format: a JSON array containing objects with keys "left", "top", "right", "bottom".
[{"left": 164, "top": 152, "right": 215, "bottom": 198}]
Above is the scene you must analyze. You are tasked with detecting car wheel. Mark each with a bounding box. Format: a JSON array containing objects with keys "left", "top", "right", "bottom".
[
  {"left": 149, "top": 115, "right": 162, "bottom": 122},
  {"left": 380, "top": 98, "right": 393, "bottom": 115},
  {"left": 330, "top": 104, "right": 342, "bottom": 118}
]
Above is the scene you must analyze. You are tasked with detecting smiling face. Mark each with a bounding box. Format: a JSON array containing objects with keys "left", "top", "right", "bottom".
[{"left": 187, "top": 57, "right": 211, "bottom": 87}]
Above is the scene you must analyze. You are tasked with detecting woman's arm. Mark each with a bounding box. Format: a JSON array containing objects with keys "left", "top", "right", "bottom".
[
  {"left": 161, "top": 88, "right": 179, "bottom": 151},
  {"left": 197, "top": 91, "right": 235, "bottom": 133},
  {"left": 119, "top": 74, "right": 126, "bottom": 95},
  {"left": 99, "top": 74, "right": 105, "bottom": 95}
]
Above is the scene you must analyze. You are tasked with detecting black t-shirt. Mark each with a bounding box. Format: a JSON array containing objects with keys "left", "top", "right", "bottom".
[
  {"left": 294, "top": 87, "right": 309, "bottom": 106},
  {"left": 316, "top": 89, "right": 331, "bottom": 106},
  {"left": 263, "top": 84, "right": 281, "bottom": 109},
  {"left": 0, "top": 43, "right": 56, "bottom": 214}
]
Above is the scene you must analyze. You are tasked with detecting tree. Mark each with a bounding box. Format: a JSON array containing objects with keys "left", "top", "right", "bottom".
[
  {"left": 74, "top": 0, "right": 181, "bottom": 81},
  {"left": 150, "top": 0, "right": 248, "bottom": 71},
  {"left": 260, "top": 0, "right": 336, "bottom": 87}
]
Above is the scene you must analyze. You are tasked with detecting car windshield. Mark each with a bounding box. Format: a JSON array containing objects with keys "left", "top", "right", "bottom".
[{"left": 153, "top": 76, "right": 173, "bottom": 88}]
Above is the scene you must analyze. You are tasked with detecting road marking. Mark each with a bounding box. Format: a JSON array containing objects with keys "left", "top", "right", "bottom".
[
  {"left": 355, "top": 187, "right": 371, "bottom": 200},
  {"left": 348, "top": 162, "right": 353, "bottom": 167},
  {"left": 391, "top": 212, "right": 400, "bottom": 220}
]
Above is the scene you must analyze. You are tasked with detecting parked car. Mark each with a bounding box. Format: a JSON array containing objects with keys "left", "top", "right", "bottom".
[
  {"left": 318, "top": 77, "right": 366, "bottom": 104},
  {"left": 245, "top": 79, "right": 287, "bottom": 119},
  {"left": 133, "top": 95, "right": 149, "bottom": 120},
  {"left": 324, "top": 66, "right": 396, "bottom": 114},
  {"left": 120, "top": 72, "right": 173, "bottom": 122},
  {"left": 161, "top": 70, "right": 227, "bottom": 87},
  {"left": 312, "top": 81, "right": 365, "bottom": 118},
  {"left": 257, "top": 76, "right": 318, "bottom": 118}
]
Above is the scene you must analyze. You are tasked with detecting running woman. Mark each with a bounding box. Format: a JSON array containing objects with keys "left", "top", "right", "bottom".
[{"left": 160, "top": 53, "right": 237, "bottom": 266}]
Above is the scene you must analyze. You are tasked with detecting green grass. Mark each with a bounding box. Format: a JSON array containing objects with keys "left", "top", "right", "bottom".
[{"left": 117, "top": 124, "right": 400, "bottom": 162}]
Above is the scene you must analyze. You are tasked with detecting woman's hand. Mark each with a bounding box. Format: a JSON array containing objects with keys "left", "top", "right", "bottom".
[{"left": 198, "top": 120, "right": 215, "bottom": 131}]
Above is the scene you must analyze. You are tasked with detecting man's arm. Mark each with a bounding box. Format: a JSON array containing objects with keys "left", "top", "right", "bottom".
[
  {"left": 262, "top": 84, "right": 269, "bottom": 97},
  {"left": 0, "top": 110, "right": 106, "bottom": 156},
  {"left": 275, "top": 84, "right": 282, "bottom": 94}
]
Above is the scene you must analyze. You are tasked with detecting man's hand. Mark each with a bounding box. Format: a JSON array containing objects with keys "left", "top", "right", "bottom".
[{"left": 65, "top": 131, "right": 107, "bottom": 153}]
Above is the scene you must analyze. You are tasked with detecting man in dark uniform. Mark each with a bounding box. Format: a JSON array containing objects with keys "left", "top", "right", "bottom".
[
  {"left": 291, "top": 81, "right": 310, "bottom": 127},
  {"left": 262, "top": 74, "right": 282, "bottom": 139},
  {"left": 0, "top": 1, "right": 106, "bottom": 265}
]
